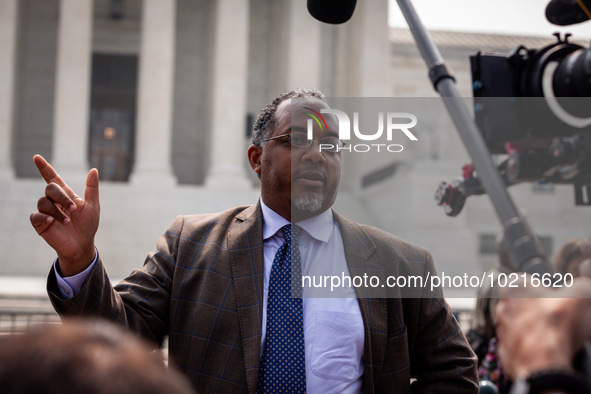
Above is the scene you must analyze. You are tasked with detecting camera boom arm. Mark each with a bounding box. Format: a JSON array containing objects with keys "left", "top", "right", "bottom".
[
  {"left": 396, "top": 0, "right": 553, "bottom": 275},
  {"left": 394, "top": 1, "right": 591, "bottom": 384}
]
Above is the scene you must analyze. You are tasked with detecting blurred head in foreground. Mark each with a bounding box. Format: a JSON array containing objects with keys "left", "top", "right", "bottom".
[
  {"left": 0, "top": 318, "right": 193, "bottom": 394},
  {"left": 553, "top": 238, "right": 591, "bottom": 278}
]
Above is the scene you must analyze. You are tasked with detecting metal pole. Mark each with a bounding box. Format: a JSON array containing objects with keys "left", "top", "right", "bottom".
[{"left": 396, "top": 0, "right": 553, "bottom": 274}]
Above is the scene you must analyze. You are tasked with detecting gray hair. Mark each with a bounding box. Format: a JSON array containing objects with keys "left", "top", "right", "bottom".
[{"left": 251, "top": 88, "right": 325, "bottom": 146}]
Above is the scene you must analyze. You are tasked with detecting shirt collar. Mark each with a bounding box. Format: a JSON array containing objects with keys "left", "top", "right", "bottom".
[{"left": 260, "top": 199, "right": 334, "bottom": 243}]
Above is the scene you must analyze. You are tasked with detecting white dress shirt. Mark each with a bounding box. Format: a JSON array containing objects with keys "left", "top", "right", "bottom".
[{"left": 260, "top": 200, "right": 364, "bottom": 393}]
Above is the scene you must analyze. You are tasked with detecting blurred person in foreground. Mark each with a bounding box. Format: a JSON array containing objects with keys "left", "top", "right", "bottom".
[
  {"left": 496, "top": 277, "right": 591, "bottom": 394},
  {"left": 0, "top": 318, "right": 193, "bottom": 394},
  {"left": 553, "top": 238, "right": 591, "bottom": 279},
  {"left": 467, "top": 237, "right": 512, "bottom": 389},
  {"left": 30, "top": 88, "right": 477, "bottom": 392}
]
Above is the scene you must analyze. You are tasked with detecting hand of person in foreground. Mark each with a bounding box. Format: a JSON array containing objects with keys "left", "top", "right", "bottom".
[
  {"left": 29, "top": 155, "right": 100, "bottom": 276},
  {"left": 496, "top": 277, "right": 591, "bottom": 380}
]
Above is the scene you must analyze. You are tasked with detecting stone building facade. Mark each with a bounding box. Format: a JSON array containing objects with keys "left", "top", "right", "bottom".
[{"left": 1, "top": 0, "right": 588, "bottom": 296}]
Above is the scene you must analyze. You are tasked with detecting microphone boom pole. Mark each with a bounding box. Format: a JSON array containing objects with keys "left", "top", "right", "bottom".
[
  {"left": 395, "top": 2, "right": 591, "bottom": 380},
  {"left": 395, "top": 0, "right": 553, "bottom": 274}
]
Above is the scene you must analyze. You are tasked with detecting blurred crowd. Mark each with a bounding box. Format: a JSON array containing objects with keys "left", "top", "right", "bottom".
[{"left": 468, "top": 237, "right": 591, "bottom": 393}]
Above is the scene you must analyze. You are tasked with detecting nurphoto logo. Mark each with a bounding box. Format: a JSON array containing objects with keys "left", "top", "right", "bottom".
[{"left": 306, "top": 108, "right": 419, "bottom": 153}]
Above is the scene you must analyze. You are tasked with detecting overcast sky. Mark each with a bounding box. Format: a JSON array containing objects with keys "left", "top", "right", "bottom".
[{"left": 389, "top": 0, "right": 591, "bottom": 38}]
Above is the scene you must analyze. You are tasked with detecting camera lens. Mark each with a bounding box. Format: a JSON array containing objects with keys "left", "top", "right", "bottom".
[
  {"left": 552, "top": 48, "right": 591, "bottom": 117},
  {"left": 553, "top": 47, "right": 591, "bottom": 96}
]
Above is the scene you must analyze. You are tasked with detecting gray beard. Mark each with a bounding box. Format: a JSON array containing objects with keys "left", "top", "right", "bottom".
[{"left": 292, "top": 193, "right": 323, "bottom": 213}]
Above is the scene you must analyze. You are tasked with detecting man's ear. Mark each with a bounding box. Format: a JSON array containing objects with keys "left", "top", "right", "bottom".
[{"left": 247, "top": 144, "right": 262, "bottom": 175}]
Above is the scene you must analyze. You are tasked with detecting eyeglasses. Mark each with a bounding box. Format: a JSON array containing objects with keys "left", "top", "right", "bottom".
[{"left": 262, "top": 132, "right": 346, "bottom": 153}]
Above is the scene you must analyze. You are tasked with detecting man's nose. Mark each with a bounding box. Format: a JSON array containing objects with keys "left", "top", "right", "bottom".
[{"left": 300, "top": 139, "right": 327, "bottom": 163}]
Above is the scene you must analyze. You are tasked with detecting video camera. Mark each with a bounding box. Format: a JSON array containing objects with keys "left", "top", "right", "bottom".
[{"left": 436, "top": 33, "right": 591, "bottom": 216}]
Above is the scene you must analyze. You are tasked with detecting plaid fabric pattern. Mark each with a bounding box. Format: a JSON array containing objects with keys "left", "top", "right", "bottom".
[{"left": 48, "top": 203, "right": 478, "bottom": 393}]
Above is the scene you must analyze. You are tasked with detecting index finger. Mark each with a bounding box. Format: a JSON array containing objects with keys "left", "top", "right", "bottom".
[{"left": 33, "top": 155, "right": 77, "bottom": 197}]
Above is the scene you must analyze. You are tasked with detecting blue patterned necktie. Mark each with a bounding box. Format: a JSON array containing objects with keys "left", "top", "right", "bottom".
[{"left": 258, "top": 224, "right": 306, "bottom": 393}]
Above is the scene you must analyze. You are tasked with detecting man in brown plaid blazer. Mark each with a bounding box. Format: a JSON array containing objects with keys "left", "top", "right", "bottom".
[{"left": 32, "top": 89, "right": 478, "bottom": 393}]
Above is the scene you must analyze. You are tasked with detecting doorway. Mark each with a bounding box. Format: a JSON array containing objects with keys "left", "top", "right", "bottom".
[{"left": 88, "top": 54, "right": 137, "bottom": 181}]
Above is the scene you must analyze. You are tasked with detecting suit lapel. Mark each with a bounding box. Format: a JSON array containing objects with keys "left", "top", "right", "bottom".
[
  {"left": 228, "top": 203, "right": 265, "bottom": 394},
  {"left": 227, "top": 207, "right": 388, "bottom": 392},
  {"left": 334, "top": 212, "right": 388, "bottom": 393}
]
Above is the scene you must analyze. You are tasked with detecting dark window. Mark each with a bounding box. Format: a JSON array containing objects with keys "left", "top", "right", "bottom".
[
  {"left": 361, "top": 162, "right": 399, "bottom": 188},
  {"left": 89, "top": 54, "right": 137, "bottom": 182},
  {"left": 479, "top": 233, "right": 497, "bottom": 255},
  {"left": 532, "top": 182, "right": 555, "bottom": 193}
]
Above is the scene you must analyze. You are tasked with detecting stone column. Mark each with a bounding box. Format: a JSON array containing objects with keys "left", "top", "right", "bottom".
[
  {"left": 0, "top": 0, "right": 17, "bottom": 179},
  {"left": 333, "top": 0, "right": 389, "bottom": 97},
  {"left": 282, "top": 0, "right": 322, "bottom": 91},
  {"left": 130, "top": 0, "right": 177, "bottom": 185},
  {"left": 331, "top": 0, "right": 389, "bottom": 193},
  {"left": 51, "top": 0, "right": 93, "bottom": 179},
  {"left": 356, "top": 0, "right": 389, "bottom": 96},
  {"left": 204, "top": 0, "right": 251, "bottom": 189}
]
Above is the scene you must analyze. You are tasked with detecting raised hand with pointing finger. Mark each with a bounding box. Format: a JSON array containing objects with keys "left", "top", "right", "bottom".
[{"left": 29, "top": 154, "right": 100, "bottom": 276}]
